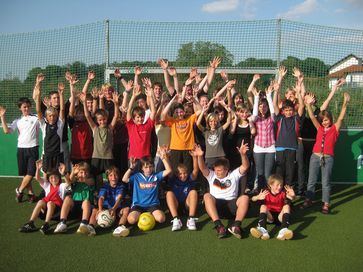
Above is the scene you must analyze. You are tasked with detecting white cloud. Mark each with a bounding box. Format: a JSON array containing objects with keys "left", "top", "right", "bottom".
[
  {"left": 202, "top": 0, "right": 240, "bottom": 13},
  {"left": 344, "top": 0, "right": 363, "bottom": 9},
  {"left": 279, "top": 0, "right": 318, "bottom": 20},
  {"left": 241, "top": 0, "right": 257, "bottom": 19}
]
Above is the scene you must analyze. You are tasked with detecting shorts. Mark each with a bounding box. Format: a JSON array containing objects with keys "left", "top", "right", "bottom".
[
  {"left": 215, "top": 198, "right": 237, "bottom": 219},
  {"left": 17, "top": 146, "right": 39, "bottom": 176},
  {"left": 69, "top": 200, "right": 85, "bottom": 219},
  {"left": 91, "top": 158, "right": 114, "bottom": 176},
  {"left": 39, "top": 205, "right": 61, "bottom": 221},
  {"left": 130, "top": 205, "right": 162, "bottom": 214},
  {"left": 267, "top": 211, "right": 281, "bottom": 225},
  {"left": 42, "top": 153, "right": 64, "bottom": 173}
]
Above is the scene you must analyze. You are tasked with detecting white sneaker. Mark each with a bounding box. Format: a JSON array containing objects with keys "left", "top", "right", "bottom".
[
  {"left": 186, "top": 217, "right": 198, "bottom": 231},
  {"left": 277, "top": 228, "right": 293, "bottom": 240},
  {"left": 171, "top": 218, "right": 182, "bottom": 231},
  {"left": 250, "top": 226, "right": 270, "bottom": 240},
  {"left": 54, "top": 222, "right": 67, "bottom": 233},
  {"left": 77, "top": 223, "right": 89, "bottom": 235},
  {"left": 113, "top": 225, "right": 130, "bottom": 237},
  {"left": 87, "top": 224, "right": 96, "bottom": 236}
]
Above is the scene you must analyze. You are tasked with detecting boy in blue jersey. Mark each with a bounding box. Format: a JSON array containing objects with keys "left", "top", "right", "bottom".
[
  {"left": 165, "top": 149, "right": 199, "bottom": 231},
  {"left": 122, "top": 146, "right": 172, "bottom": 228},
  {"left": 87, "top": 166, "right": 130, "bottom": 237}
]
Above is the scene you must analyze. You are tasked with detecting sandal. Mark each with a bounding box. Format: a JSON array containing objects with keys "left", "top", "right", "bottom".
[
  {"left": 322, "top": 203, "right": 330, "bottom": 214},
  {"left": 300, "top": 199, "right": 313, "bottom": 210}
]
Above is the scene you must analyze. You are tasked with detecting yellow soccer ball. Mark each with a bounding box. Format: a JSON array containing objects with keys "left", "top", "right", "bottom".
[{"left": 137, "top": 212, "right": 156, "bottom": 231}]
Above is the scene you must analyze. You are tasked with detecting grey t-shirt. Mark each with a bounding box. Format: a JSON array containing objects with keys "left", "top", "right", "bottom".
[{"left": 204, "top": 127, "right": 225, "bottom": 158}]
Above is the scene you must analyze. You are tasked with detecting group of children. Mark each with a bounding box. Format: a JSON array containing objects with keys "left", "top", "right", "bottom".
[{"left": 0, "top": 57, "right": 350, "bottom": 240}]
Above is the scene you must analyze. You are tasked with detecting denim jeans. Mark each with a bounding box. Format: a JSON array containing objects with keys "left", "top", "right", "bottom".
[
  {"left": 306, "top": 153, "right": 334, "bottom": 204},
  {"left": 253, "top": 152, "right": 275, "bottom": 190}
]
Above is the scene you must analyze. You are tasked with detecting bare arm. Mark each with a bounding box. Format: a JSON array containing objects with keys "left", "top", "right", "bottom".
[
  {"left": 158, "top": 59, "right": 175, "bottom": 96},
  {"left": 168, "top": 67, "right": 180, "bottom": 94},
  {"left": 81, "top": 93, "right": 97, "bottom": 131},
  {"left": 335, "top": 92, "right": 350, "bottom": 131},
  {"left": 196, "top": 105, "right": 207, "bottom": 131},
  {"left": 109, "top": 92, "right": 120, "bottom": 130},
  {"left": 194, "top": 145, "right": 209, "bottom": 177},
  {"left": 58, "top": 83, "right": 65, "bottom": 121},
  {"left": 247, "top": 74, "right": 260, "bottom": 109},
  {"left": 160, "top": 93, "right": 178, "bottom": 122},
  {"left": 237, "top": 140, "right": 250, "bottom": 176},
  {"left": 190, "top": 152, "right": 199, "bottom": 181},
  {"left": 320, "top": 78, "right": 345, "bottom": 111},
  {"left": 0, "top": 106, "right": 11, "bottom": 134},
  {"left": 304, "top": 93, "right": 320, "bottom": 130},
  {"left": 134, "top": 66, "right": 142, "bottom": 87},
  {"left": 126, "top": 85, "right": 141, "bottom": 122}
]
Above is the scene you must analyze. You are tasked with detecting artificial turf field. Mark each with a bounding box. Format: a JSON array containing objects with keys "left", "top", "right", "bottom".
[{"left": 1, "top": 178, "right": 362, "bottom": 272}]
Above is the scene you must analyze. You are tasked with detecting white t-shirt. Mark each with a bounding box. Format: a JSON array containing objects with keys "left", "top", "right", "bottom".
[
  {"left": 9, "top": 114, "right": 40, "bottom": 148},
  {"left": 39, "top": 179, "right": 68, "bottom": 200},
  {"left": 206, "top": 168, "right": 242, "bottom": 200}
]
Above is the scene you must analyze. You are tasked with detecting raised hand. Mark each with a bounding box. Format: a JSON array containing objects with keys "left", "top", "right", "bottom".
[
  {"left": 292, "top": 67, "right": 302, "bottom": 78},
  {"left": 336, "top": 78, "right": 346, "bottom": 88},
  {"left": 220, "top": 71, "right": 228, "bottom": 82},
  {"left": 112, "top": 92, "right": 120, "bottom": 104},
  {"left": 36, "top": 73, "right": 45, "bottom": 84},
  {"left": 236, "top": 139, "right": 249, "bottom": 155},
  {"left": 252, "top": 74, "right": 260, "bottom": 82},
  {"left": 158, "top": 145, "right": 170, "bottom": 160},
  {"left": 256, "top": 189, "right": 269, "bottom": 200},
  {"left": 58, "top": 82, "right": 65, "bottom": 94},
  {"left": 168, "top": 67, "right": 177, "bottom": 77},
  {"left": 98, "top": 89, "right": 105, "bottom": 99},
  {"left": 251, "top": 87, "right": 260, "bottom": 97},
  {"left": 129, "top": 157, "right": 137, "bottom": 170},
  {"left": 79, "top": 92, "right": 86, "bottom": 103},
  {"left": 210, "top": 56, "right": 221, "bottom": 69},
  {"left": 278, "top": 66, "right": 287, "bottom": 78},
  {"left": 193, "top": 144, "right": 204, "bottom": 157},
  {"left": 134, "top": 66, "right": 142, "bottom": 75},
  {"left": 133, "top": 85, "right": 142, "bottom": 97},
  {"left": 43, "top": 96, "right": 51, "bottom": 108},
  {"left": 58, "top": 163, "right": 66, "bottom": 176},
  {"left": 227, "top": 79, "right": 236, "bottom": 89},
  {"left": 189, "top": 68, "right": 198, "bottom": 79},
  {"left": 343, "top": 92, "right": 350, "bottom": 104},
  {"left": 88, "top": 70, "right": 96, "bottom": 80},
  {"left": 114, "top": 69, "right": 122, "bottom": 79},
  {"left": 304, "top": 92, "right": 316, "bottom": 105},
  {"left": 65, "top": 71, "right": 72, "bottom": 82},
  {"left": 69, "top": 74, "right": 79, "bottom": 85},
  {"left": 125, "top": 80, "right": 134, "bottom": 91},
  {"left": 35, "top": 159, "right": 43, "bottom": 170},
  {"left": 158, "top": 59, "right": 169, "bottom": 70},
  {"left": 284, "top": 185, "right": 295, "bottom": 198},
  {"left": 91, "top": 87, "right": 99, "bottom": 98},
  {"left": 141, "top": 77, "right": 152, "bottom": 89},
  {"left": 185, "top": 77, "right": 194, "bottom": 86}
]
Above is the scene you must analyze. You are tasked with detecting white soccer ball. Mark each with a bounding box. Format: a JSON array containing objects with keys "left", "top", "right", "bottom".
[{"left": 96, "top": 210, "right": 115, "bottom": 228}]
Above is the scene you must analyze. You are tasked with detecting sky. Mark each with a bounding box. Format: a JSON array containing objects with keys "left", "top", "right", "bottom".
[{"left": 0, "top": 0, "right": 363, "bottom": 34}]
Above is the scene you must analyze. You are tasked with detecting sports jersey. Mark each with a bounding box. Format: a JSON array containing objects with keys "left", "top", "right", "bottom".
[
  {"left": 98, "top": 182, "right": 125, "bottom": 209},
  {"left": 42, "top": 184, "right": 63, "bottom": 207},
  {"left": 129, "top": 171, "right": 164, "bottom": 208},
  {"left": 168, "top": 174, "right": 196, "bottom": 203},
  {"left": 71, "top": 182, "right": 94, "bottom": 201},
  {"left": 68, "top": 118, "right": 93, "bottom": 160},
  {"left": 312, "top": 124, "right": 339, "bottom": 157},
  {"left": 126, "top": 118, "right": 154, "bottom": 159},
  {"left": 265, "top": 190, "right": 286, "bottom": 213},
  {"left": 9, "top": 114, "right": 40, "bottom": 148},
  {"left": 206, "top": 168, "right": 242, "bottom": 200},
  {"left": 40, "top": 118, "right": 64, "bottom": 156}
]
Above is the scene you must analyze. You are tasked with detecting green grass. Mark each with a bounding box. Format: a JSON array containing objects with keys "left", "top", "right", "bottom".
[{"left": 1, "top": 178, "right": 363, "bottom": 272}]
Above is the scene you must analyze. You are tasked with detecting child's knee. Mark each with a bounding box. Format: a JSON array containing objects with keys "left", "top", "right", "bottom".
[
  {"left": 127, "top": 212, "right": 139, "bottom": 224},
  {"left": 152, "top": 210, "right": 165, "bottom": 223}
]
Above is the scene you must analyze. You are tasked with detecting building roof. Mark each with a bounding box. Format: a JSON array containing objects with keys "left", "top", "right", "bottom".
[
  {"left": 329, "top": 65, "right": 363, "bottom": 78},
  {"left": 330, "top": 54, "right": 359, "bottom": 69}
]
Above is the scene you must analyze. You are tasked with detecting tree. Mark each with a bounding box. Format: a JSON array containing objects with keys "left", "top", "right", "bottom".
[{"left": 175, "top": 41, "right": 233, "bottom": 67}]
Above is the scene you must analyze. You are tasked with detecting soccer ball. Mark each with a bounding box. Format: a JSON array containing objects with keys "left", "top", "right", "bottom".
[
  {"left": 97, "top": 210, "right": 115, "bottom": 228},
  {"left": 137, "top": 212, "right": 156, "bottom": 231}
]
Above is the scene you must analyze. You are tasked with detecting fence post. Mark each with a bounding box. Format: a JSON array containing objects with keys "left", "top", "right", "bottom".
[{"left": 104, "top": 19, "right": 110, "bottom": 83}]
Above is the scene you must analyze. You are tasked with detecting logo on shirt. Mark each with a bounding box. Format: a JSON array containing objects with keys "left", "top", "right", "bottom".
[
  {"left": 213, "top": 179, "right": 231, "bottom": 189},
  {"left": 139, "top": 182, "right": 157, "bottom": 189},
  {"left": 207, "top": 133, "right": 218, "bottom": 146}
]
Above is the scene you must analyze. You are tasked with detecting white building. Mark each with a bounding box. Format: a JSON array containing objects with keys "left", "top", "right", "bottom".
[{"left": 328, "top": 54, "right": 363, "bottom": 88}]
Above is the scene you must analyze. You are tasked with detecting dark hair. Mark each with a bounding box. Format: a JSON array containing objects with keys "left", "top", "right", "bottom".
[
  {"left": 213, "top": 158, "right": 230, "bottom": 170},
  {"left": 140, "top": 156, "right": 154, "bottom": 167},
  {"left": 48, "top": 91, "right": 59, "bottom": 97},
  {"left": 18, "top": 97, "right": 31, "bottom": 108},
  {"left": 318, "top": 110, "right": 333, "bottom": 125},
  {"left": 232, "top": 92, "right": 244, "bottom": 105},
  {"left": 172, "top": 103, "right": 184, "bottom": 115},
  {"left": 135, "top": 93, "right": 147, "bottom": 102},
  {"left": 95, "top": 109, "right": 109, "bottom": 119},
  {"left": 75, "top": 104, "right": 84, "bottom": 115},
  {"left": 46, "top": 169, "right": 61, "bottom": 180},
  {"left": 132, "top": 106, "right": 145, "bottom": 117},
  {"left": 258, "top": 98, "right": 271, "bottom": 118},
  {"left": 153, "top": 82, "right": 163, "bottom": 90},
  {"left": 86, "top": 94, "right": 93, "bottom": 101},
  {"left": 197, "top": 92, "right": 208, "bottom": 100},
  {"left": 281, "top": 99, "right": 295, "bottom": 110}
]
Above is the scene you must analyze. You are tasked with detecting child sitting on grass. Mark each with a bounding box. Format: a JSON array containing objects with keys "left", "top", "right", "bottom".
[
  {"left": 87, "top": 166, "right": 130, "bottom": 237},
  {"left": 53, "top": 162, "right": 94, "bottom": 234},
  {"left": 122, "top": 146, "right": 172, "bottom": 230},
  {"left": 19, "top": 161, "right": 69, "bottom": 234},
  {"left": 165, "top": 148, "right": 199, "bottom": 231},
  {"left": 250, "top": 174, "right": 295, "bottom": 240}
]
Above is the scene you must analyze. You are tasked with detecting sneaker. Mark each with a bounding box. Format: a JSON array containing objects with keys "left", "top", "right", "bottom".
[
  {"left": 113, "top": 225, "right": 130, "bottom": 237},
  {"left": 87, "top": 224, "right": 96, "bottom": 236},
  {"left": 250, "top": 226, "right": 270, "bottom": 240},
  {"left": 39, "top": 223, "right": 50, "bottom": 235},
  {"left": 27, "top": 194, "right": 37, "bottom": 203},
  {"left": 171, "top": 218, "right": 182, "bottom": 231},
  {"left": 228, "top": 226, "right": 242, "bottom": 239},
  {"left": 300, "top": 199, "right": 313, "bottom": 210},
  {"left": 276, "top": 228, "right": 293, "bottom": 240},
  {"left": 186, "top": 217, "right": 198, "bottom": 231},
  {"left": 15, "top": 188, "right": 23, "bottom": 203},
  {"left": 54, "top": 222, "right": 67, "bottom": 233},
  {"left": 216, "top": 225, "right": 227, "bottom": 239},
  {"left": 77, "top": 223, "right": 90, "bottom": 235},
  {"left": 19, "top": 222, "right": 37, "bottom": 232}
]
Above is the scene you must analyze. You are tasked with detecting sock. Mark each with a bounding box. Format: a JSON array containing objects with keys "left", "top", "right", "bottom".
[
  {"left": 43, "top": 222, "right": 49, "bottom": 227},
  {"left": 258, "top": 213, "right": 267, "bottom": 229},
  {"left": 233, "top": 220, "right": 242, "bottom": 227},
  {"left": 81, "top": 219, "right": 88, "bottom": 225},
  {"left": 61, "top": 218, "right": 67, "bottom": 224},
  {"left": 214, "top": 220, "right": 223, "bottom": 228},
  {"left": 89, "top": 224, "right": 95, "bottom": 228},
  {"left": 281, "top": 213, "right": 290, "bottom": 228}
]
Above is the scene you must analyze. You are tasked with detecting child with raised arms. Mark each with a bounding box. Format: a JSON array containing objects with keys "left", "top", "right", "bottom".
[
  {"left": 122, "top": 146, "right": 172, "bottom": 230},
  {"left": 250, "top": 174, "right": 295, "bottom": 240}
]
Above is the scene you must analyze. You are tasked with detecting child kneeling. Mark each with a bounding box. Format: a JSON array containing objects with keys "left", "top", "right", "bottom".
[
  {"left": 88, "top": 166, "right": 130, "bottom": 237},
  {"left": 250, "top": 174, "right": 295, "bottom": 240}
]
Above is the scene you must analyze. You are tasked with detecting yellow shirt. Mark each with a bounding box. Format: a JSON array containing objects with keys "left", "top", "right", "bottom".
[{"left": 165, "top": 113, "right": 197, "bottom": 150}]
